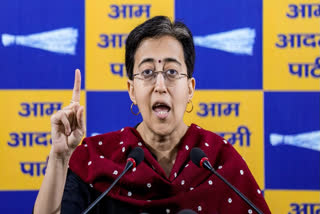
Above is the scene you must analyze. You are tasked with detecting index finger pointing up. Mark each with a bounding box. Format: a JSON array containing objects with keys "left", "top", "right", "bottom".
[{"left": 72, "top": 69, "right": 81, "bottom": 102}]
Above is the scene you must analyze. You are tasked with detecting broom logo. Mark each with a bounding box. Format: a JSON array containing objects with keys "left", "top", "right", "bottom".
[
  {"left": 270, "top": 131, "right": 320, "bottom": 152},
  {"left": 1, "top": 27, "right": 78, "bottom": 55},
  {"left": 194, "top": 28, "right": 256, "bottom": 56}
]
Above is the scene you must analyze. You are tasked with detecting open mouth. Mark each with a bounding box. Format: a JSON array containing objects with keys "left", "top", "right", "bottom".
[{"left": 152, "top": 102, "right": 171, "bottom": 119}]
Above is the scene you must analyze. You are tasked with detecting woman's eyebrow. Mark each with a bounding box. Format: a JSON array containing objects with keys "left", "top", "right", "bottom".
[
  {"left": 138, "top": 57, "right": 182, "bottom": 68},
  {"left": 138, "top": 58, "right": 154, "bottom": 68},
  {"left": 163, "top": 58, "right": 181, "bottom": 66}
]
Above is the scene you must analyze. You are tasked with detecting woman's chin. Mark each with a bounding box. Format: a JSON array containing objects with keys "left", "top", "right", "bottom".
[
  {"left": 154, "top": 124, "right": 171, "bottom": 134},
  {"left": 140, "top": 114, "right": 184, "bottom": 136},
  {"left": 148, "top": 121, "right": 174, "bottom": 136}
]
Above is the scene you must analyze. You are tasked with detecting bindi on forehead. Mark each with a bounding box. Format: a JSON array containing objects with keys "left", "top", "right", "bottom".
[{"left": 158, "top": 59, "right": 162, "bottom": 63}]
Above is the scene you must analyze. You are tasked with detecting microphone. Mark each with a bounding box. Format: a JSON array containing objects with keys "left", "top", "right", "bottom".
[
  {"left": 177, "top": 209, "right": 198, "bottom": 214},
  {"left": 81, "top": 147, "right": 144, "bottom": 214},
  {"left": 190, "top": 148, "right": 264, "bottom": 214}
]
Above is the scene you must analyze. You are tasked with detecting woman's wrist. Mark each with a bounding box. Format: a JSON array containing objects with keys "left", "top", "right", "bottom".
[{"left": 49, "top": 148, "right": 73, "bottom": 167}]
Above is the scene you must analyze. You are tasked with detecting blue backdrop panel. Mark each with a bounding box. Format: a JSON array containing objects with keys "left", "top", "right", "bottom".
[
  {"left": 0, "top": 0, "right": 85, "bottom": 89},
  {"left": 264, "top": 92, "right": 320, "bottom": 190},
  {"left": 175, "top": 0, "right": 262, "bottom": 89},
  {"left": 86, "top": 91, "right": 143, "bottom": 136},
  {"left": 0, "top": 191, "right": 37, "bottom": 213}
]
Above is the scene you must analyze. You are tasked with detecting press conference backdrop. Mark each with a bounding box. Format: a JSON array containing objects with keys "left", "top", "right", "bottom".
[{"left": 0, "top": 0, "right": 319, "bottom": 213}]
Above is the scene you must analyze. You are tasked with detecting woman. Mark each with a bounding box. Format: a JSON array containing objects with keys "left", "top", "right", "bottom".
[{"left": 34, "top": 16, "right": 271, "bottom": 214}]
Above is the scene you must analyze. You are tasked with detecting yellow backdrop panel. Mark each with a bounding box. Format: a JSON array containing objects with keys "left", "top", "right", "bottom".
[
  {"left": 264, "top": 0, "right": 320, "bottom": 90},
  {"left": 265, "top": 190, "right": 320, "bottom": 213},
  {"left": 0, "top": 90, "right": 86, "bottom": 190}
]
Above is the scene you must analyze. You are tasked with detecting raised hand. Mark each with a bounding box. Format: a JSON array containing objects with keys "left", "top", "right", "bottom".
[{"left": 50, "top": 69, "right": 86, "bottom": 158}]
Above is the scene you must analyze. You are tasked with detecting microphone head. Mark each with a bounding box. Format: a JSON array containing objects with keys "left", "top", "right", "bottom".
[
  {"left": 128, "top": 147, "right": 144, "bottom": 167},
  {"left": 177, "top": 209, "right": 198, "bottom": 214},
  {"left": 190, "top": 148, "right": 207, "bottom": 167}
]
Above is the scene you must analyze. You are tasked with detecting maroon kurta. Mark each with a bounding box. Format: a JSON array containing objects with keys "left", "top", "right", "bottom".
[{"left": 69, "top": 124, "right": 271, "bottom": 214}]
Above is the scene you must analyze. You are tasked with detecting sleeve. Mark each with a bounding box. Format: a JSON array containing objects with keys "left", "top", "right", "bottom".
[
  {"left": 61, "top": 170, "right": 139, "bottom": 214},
  {"left": 61, "top": 169, "right": 91, "bottom": 214}
]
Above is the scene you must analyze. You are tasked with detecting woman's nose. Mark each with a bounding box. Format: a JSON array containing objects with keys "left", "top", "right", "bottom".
[{"left": 154, "top": 72, "right": 167, "bottom": 93}]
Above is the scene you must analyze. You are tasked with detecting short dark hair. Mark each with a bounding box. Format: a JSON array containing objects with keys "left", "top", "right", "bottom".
[{"left": 125, "top": 16, "right": 195, "bottom": 80}]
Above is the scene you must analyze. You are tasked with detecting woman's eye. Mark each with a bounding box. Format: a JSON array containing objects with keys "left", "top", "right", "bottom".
[
  {"left": 142, "top": 69, "right": 153, "bottom": 76},
  {"left": 166, "top": 69, "right": 178, "bottom": 76}
]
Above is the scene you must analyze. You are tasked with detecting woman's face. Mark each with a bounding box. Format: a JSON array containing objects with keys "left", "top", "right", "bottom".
[{"left": 128, "top": 35, "right": 195, "bottom": 136}]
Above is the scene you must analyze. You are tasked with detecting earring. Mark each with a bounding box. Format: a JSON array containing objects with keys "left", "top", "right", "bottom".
[
  {"left": 186, "top": 100, "right": 193, "bottom": 113},
  {"left": 130, "top": 103, "right": 140, "bottom": 115}
]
